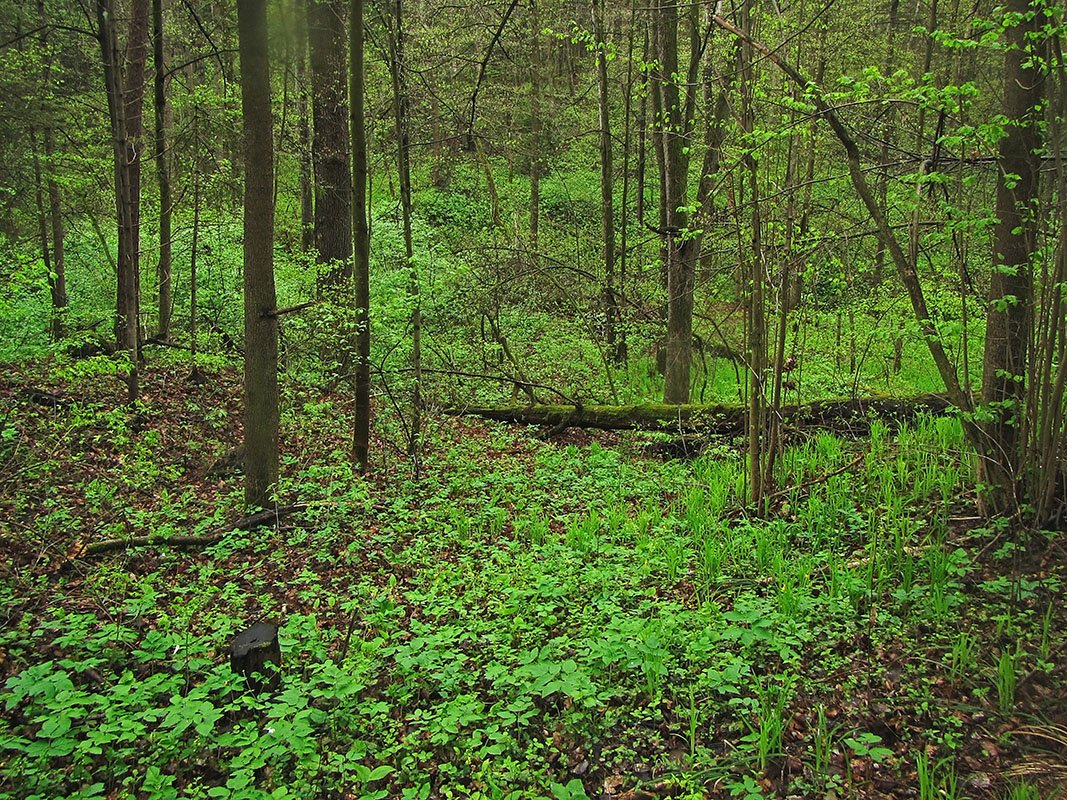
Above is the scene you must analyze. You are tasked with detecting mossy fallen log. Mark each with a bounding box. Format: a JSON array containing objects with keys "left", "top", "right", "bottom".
[{"left": 447, "top": 394, "right": 953, "bottom": 435}]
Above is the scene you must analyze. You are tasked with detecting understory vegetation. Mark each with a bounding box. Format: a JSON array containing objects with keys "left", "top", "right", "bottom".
[
  {"left": 2, "top": 0, "right": 1067, "bottom": 796},
  {"left": 1, "top": 358, "right": 1065, "bottom": 799}
]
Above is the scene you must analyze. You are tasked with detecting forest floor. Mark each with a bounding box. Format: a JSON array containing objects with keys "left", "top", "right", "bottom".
[{"left": 1, "top": 357, "right": 1066, "bottom": 800}]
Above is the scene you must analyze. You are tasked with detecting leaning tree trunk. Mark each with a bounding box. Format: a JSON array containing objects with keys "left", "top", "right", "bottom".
[
  {"left": 238, "top": 0, "right": 280, "bottom": 509},
  {"left": 978, "top": 0, "right": 1044, "bottom": 518}
]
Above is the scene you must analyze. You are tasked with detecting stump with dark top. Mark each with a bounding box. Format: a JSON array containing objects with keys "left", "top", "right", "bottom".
[{"left": 230, "top": 622, "right": 281, "bottom": 691}]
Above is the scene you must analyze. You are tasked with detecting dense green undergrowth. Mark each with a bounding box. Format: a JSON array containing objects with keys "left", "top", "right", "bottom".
[
  {"left": 0, "top": 155, "right": 980, "bottom": 410},
  {"left": 1, "top": 360, "right": 1063, "bottom": 800}
]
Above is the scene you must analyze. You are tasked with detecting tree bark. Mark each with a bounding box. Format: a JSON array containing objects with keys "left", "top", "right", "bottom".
[
  {"left": 389, "top": 0, "right": 421, "bottom": 470},
  {"left": 296, "top": 0, "right": 314, "bottom": 253},
  {"left": 122, "top": 0, "right": 150, "bottom": 350},
  {"left": 189, "top": 142, "right": 202, "bottom": 380},
  {"left": 34, "top": 0, "right": 67, "bottom": 342},
  {"left": 44, "top": 127, "right": 67, "bottom": 342},
  {"left": 593, "top": 0, "right": 618, "bottom": 360},
  {"left": 97, "top": 0, "right": 140, "bottom": 401},
  {"left": 528, "top": 0, "right": 541, "bottom": 251},
  {"left": 307, "top": 0, "right": 353, "bottom": 289},
  {"left": 978, "top": 0, "right": 1044, "bottom": 517},
  {"left": 238, "top": 0, "right": 280, "bottom": 509},
  {"left": 351, "top": 0, "right": 372, "bottom": 471},
  {"left": 657, "top": 0, "right": 694, "bottom": 403},
  {"left": 740, "top": 0, "right": 765, "bottom": 506},
  {"left": 153, "top": 0, "right": 173, "bottom": 339},
  {"left": 31, "top": 136, "right": 59, "bottom": 340}
]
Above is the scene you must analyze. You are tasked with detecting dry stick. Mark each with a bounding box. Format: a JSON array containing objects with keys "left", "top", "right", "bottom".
[
  {"left": 754, "top": 450, "right": 867, "bottom": 508},
  {"left": 78, "top": 503, "right": 309, "bottom": 557},
  {"left": 404, "top": 367, "right": 578, "bottom": 406},
  {"left": 263, "top": 300, "right": 318, "bottom": 318},
  {"left": 466, "top": 0, "right": 520, "bottom": 148}
]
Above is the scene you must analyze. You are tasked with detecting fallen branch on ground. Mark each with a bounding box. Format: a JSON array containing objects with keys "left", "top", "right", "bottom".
[{"left": 76, "top": 503, "right": 309, "bottom": 557}]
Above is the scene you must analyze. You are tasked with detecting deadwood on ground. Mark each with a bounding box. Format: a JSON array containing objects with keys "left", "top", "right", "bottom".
[
  {"left": 448, "top": 394, "right": 953, "bottom": 435},
  {"left": 77, "top": 503, "right": 308, "bottom": 557}
]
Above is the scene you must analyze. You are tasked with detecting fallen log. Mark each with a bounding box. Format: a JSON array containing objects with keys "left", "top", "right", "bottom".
[
  {"left": 447, "top": 394, "right": 953, "bottom": 436},
  {"left": 75, "top": 503, "right": 308, "bottom": 558}
]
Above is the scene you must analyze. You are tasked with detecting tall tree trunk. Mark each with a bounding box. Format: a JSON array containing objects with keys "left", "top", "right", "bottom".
[
  {"left": 650, "top": 12, "right": 668, "bottom": 300},
  {"left": 657, "top": 0, "right": 693, "bottom": 403},
  {"left": 593, "top": 0, "right": 618, "bottom": 360},
  {"left": 44, "top": 127, "right": 66, "bottom": 342},
  {"left": 31, "top": 138, "right": 56, "bottom": 340},
  {"left": 529, "top": 0, "right": 541, "bottom": 252},
  {"left": 238, "top": 0, "right": 280, "bottom": 509},
  {"left": 97, "top": 0, "right": 140, "bottom": 401},
  {"left": 122, "top": 0, "right": 150, "bottom": 350},
  {"left": 617, "top": 0, "right": 638, "bottom": 365},
  {"left": 351, "top": 0, "right": 372, "bottom": 471},
  {"left": 296, "top": 0, "right": 314, "bottom": 253},
  {"left": 34, "top": 0, "right": 67, "bottom": 342},
  {"left": 307, "top": 0, "right": 353, "bottom": 289},
  {"left": 741, "top": 0, "right": 764, "bottom": 506},
  {"left": 389, "top": 0, "right": 421, "bottom": 470},
  {"left": 153, "top": 0, "right": 173, "bottom": 339},
  {"left": 189, "top": 139, "right": 202, "bottom": 381},
  {"left": 978, "top": 0, "right": 1044, "bottom": 517},
  {"left": 873, "top": 0, "right": 898, "bottom": 289},
  {"left": 635, "top": 24, "right": 649, "bottom": 233}
]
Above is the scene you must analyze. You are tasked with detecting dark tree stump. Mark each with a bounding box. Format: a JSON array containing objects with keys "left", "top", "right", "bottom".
[{"left": 230, "top": 622, "right": 281, "bottom": 691}]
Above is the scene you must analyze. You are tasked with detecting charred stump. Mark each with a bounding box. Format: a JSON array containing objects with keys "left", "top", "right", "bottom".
[{"left": 230, "top": 622, "right": 281, "bottom": 692}]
